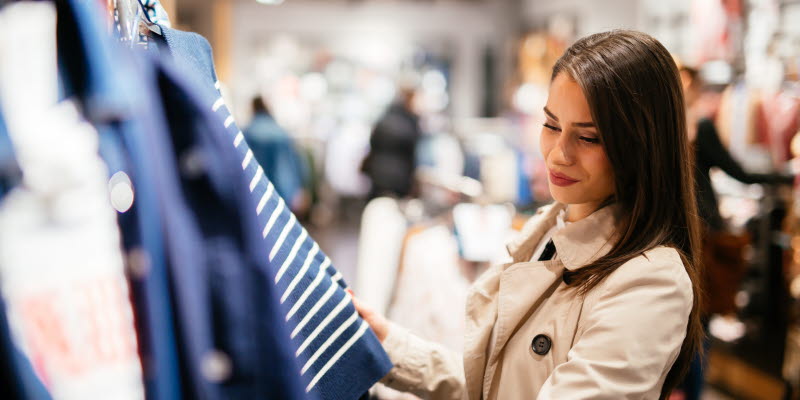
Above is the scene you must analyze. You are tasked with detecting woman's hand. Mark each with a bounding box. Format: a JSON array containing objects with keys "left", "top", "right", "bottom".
[{"left": 348, "top": 289, "right": 389, "bottom": 343}]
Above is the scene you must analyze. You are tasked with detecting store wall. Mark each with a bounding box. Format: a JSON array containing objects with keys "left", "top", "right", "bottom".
[
  {"left": 522, "top": 0, "right": 696, "bottom": 65},
  {"left": 229, "top": 0, "right": 521, "bottom": 121},
  {"left": 522, "top": 0, "right": 639, "bottom": 37}
]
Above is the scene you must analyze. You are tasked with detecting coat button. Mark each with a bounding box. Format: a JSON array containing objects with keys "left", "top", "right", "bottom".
[{"left": 531, "top": 334, "right": 552, "bottom": 355}]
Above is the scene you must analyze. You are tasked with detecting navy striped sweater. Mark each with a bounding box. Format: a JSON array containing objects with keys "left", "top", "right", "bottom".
[{"left": 155, "top": 28, "right": 393, "bottom": 399}]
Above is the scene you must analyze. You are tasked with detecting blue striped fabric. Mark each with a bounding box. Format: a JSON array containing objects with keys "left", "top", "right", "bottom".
[{"left": 156, "top": 28, "right": 392, "bottom": 399}]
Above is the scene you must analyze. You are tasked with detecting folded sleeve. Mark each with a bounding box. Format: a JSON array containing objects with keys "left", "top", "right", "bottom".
[
  {"left": 380, "top": 322, "right": 466, "bottom": 400},
  {"left": 537, "top": 248, "right": 694, "bottom": 399}
]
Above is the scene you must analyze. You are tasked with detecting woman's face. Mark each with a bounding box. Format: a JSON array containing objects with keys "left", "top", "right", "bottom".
[{"left": 540, "top": 72, "right": 615, "bottom": 220}]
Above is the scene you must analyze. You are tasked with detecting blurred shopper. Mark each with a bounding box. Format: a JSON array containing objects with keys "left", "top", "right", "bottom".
[
  {"left": 353, "top": 31, "right": 703, "bottom": 399},
  {"left": 681, "top": 66, "right": 794, "bottom": 232},
  {"left": 361, "top": 87, "right": 422, "bottom": 199},
  {"left": 244, "top": 97, "right": 310, "bottom": 215},
  {"left": 677, "top": 66, "right": 795, "bottom": 400}
]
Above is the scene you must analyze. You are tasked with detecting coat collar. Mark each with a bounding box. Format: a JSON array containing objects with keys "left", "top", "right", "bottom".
[
  {"left": 506, "top": 202, "right": 619, "bottom": 270},
  {"left": 464, "top": 202, "right": 620, "bottom": 399}
]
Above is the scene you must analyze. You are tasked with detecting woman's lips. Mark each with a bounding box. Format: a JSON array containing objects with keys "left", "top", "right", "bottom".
[{"left": 549, "top": 171, "right": 579, "bottom": 187}]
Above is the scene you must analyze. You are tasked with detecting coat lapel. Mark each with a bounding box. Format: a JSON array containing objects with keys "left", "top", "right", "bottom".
[
  {"left": 463, "top": 204, "right": 563, "bottom": 400},
  {"left": 462, "top": 262, "right": 502, "bottom": 400},
  {"left": 482, "top": 260, "right": 563, "bottom": 399},
  {"left": 465, "top": 202, "right": 620, "bottom": 399}
]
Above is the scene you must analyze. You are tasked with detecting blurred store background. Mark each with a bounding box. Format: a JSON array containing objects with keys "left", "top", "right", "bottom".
[
  {"left": 77, "top": 0, "right": 800, "bottom": 398},
  {"left": 158, "top": 1, "right": 800, "bottom": 399}
]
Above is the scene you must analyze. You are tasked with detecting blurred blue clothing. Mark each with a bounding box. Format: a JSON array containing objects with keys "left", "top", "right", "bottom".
[
  {"left": 244, "top": 113, "right": 307, "bottom": 205},
  {"left": 55, "top": 0, "right": 182, "bottom": 397},
  {"left": 0, "top": 115, "right": 21, "bottom": 199},
  {"left": 56, "top": 1, "right": 309, "bottom": 398},
  {"left": 0, "top": 297, "right": 51, "bottom": 400}
]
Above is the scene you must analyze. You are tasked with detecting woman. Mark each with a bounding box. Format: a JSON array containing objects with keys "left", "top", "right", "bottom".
[{"left": 353, "top": 30, "right": 703, "bottom": 399}]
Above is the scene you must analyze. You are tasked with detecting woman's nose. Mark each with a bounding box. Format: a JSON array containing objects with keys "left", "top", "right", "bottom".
[{"left": 551, "top": 136, "right": 575, "bottom": 166}]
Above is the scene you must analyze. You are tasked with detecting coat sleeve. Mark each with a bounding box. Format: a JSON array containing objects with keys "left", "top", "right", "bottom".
[
  {"left": 537, "top": 248, "right": 693, "bottom": 399},
  {"left": 380, "top": 322, "right": 466, "bottom": 400}
]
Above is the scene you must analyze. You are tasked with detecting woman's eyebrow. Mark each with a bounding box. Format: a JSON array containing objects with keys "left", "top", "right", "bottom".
[{"left": 543, "top": 107, "right": 596, "bottom": 128}]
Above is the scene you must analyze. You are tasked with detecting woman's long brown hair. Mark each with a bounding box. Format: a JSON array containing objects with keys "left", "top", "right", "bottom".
[{"left": 552, "top": 30, "right": 704, "bottom": 399}]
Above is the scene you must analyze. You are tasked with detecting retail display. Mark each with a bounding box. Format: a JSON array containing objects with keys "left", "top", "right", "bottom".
[
  {"left": 0, "top": 4, "right": 142, "bottom": 398},
  {"left": 0, "top": 0, "right": 393, "bottom": 399},
  {"left": 1, "top": 0, "right": 799, "bottom": 398}
]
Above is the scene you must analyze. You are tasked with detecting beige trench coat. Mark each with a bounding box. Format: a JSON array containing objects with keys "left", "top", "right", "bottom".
[{"left": 380, "top": 203, "right": 693, "bottom": 399}]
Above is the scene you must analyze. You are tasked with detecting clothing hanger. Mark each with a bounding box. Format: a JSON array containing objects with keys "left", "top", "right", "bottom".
[
  {"left": 115, "top": 0, "right": 139, "bottom": 44},
  {"left": 115, "top": 0, "right": 160, "bottom": 46},
  {"left": 136, "top": 0, "right": 162, "bottom": 36}
]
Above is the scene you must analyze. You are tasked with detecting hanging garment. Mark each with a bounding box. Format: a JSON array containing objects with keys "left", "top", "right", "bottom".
[
  {"left": 140, "top": 53, "right": 308, "bottom": 400},
  {"left": 757, "top": 91, "right": 800, "bottom": 167},
  {"left": 0, "top": 3, "right": 144, "bottom": 399},
  {"left": 388, "top": 225, "right": 470, "bottom": 353},
  {"left": 55, "top": 0, "right": 182, "bottom": 397},
  {"left": 355, "top": 197, "right": 407, "bottom": 315},
  {"left": 148, "top": 26, "right": 392, "bottom": 398},
  {"left": 0, "top": 114, "right": 21, "bottom": 199},
  {"left": 0, "top": 102, "right": 144, "bottom": 400},
  {"left": 56, "top": 0, "right": 309, "bottom": 397},
  {"left": 0, "top": 110, "right": 49, "bottom": 400},
  {"left": 0, "top": 295, "right": 51, "bottom": 400},
  {"left": 452, "top": 203, "right": 514, "bottom": 263}
]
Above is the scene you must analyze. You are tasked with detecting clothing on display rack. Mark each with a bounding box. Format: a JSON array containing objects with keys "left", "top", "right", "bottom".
[
  {"left": 0, "top": 3, "right": 144, "bottom": 399},
  {"left": 0, "top": 114, "right": 20, "bottom": 199},
  {"left": 0, "top": 0, "right": 371, "bottom": 397},
  {"left": 0, "top": 26, "right": 56, "bottom": 400},
  {"left": 716, "top": 82, "right": 760, "bottom": 155},
  {"left": 756, "top": 91, "right": 799, "bottom": 167},
  {"left": 142, "top": 53, "right": 308, "bottom": 400},
  {"left": 355, "top": 197, "right": 408, "bottom": 315},
  {"left": 0, "top": 295, "right": 51, "bottom": 400},
  {"left": 452, "top": 203, "right": 514, "bottom": 263},
  {"left": 147, "top": 25, "right": 392, "bottom": 399},
  {"left": 54, "top": 0, "right": 182, "bottom": 397},
  {"left": 388, "top": 224, "right": 470, "bottom": 353}
]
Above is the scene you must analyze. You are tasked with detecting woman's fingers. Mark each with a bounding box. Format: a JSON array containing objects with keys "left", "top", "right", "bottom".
[{"left": 348, "top": 289, "right": 389, "bottom": 343}]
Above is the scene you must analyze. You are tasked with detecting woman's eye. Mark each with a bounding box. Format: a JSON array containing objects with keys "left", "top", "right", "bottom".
[
  {"left": 543, "top": 123, "right": 561, "bottom": 132},
  {"left": 579, "top": 136, "right": 600, "bottom": 144}
]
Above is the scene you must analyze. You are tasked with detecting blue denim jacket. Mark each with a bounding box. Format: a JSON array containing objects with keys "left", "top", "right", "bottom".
[
  {"left": 56, "top": 0, "right": 307, "bottom": 398},
  {"left": 55, "top": 0, "right": 182, "bottom": 398}
]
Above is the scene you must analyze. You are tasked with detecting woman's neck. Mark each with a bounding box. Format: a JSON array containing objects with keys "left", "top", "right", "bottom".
[{"left": 565, "top": 202, "right": 602, "bottom": 222}]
